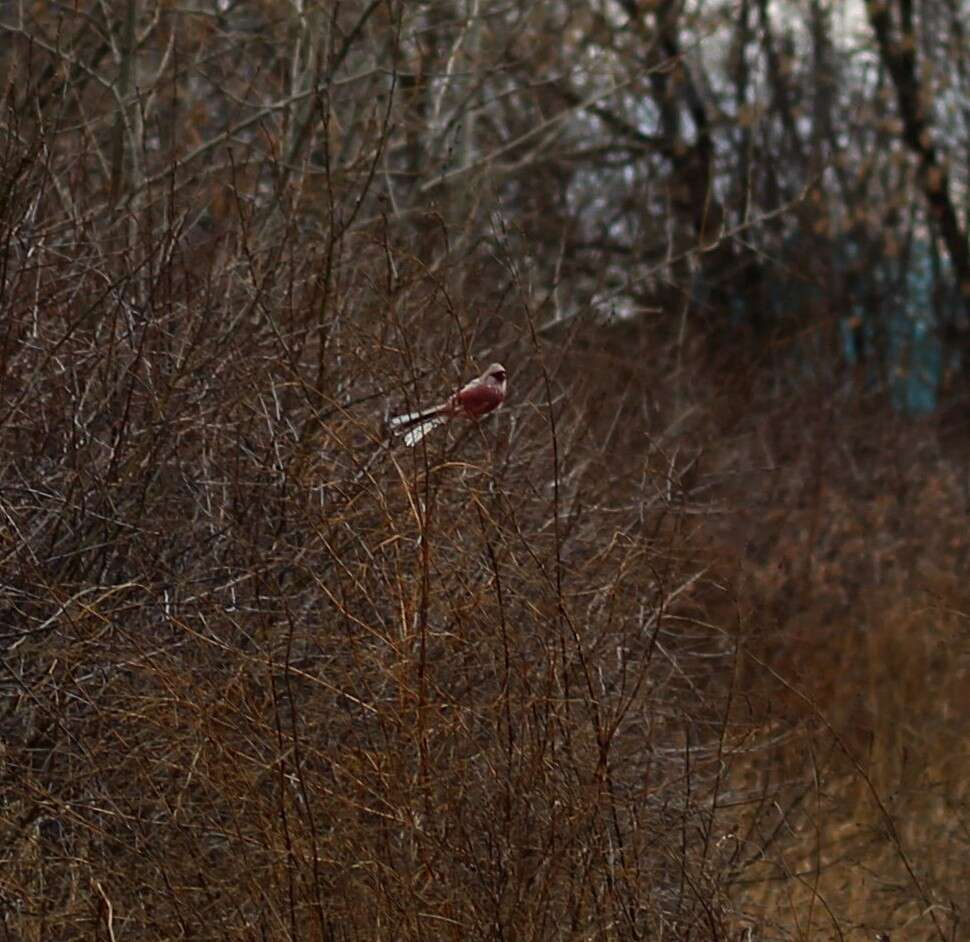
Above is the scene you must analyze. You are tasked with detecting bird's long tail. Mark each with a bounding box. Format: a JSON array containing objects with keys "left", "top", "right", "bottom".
[
  {"left": 388, "top": 407, "right": 448, "bottom": 446},
  {"left": 401, "top": 415, "right": 448, "bottom": 446}
]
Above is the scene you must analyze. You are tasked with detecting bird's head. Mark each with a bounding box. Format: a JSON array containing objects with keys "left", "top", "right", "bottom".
[{"left": 485, "top": 363, "right": 507, "bottom": 387}]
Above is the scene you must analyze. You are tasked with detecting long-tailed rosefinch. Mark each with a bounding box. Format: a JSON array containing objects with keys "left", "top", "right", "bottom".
[{"left": 388, "top": 363, "right": 508, "bottom": 446}]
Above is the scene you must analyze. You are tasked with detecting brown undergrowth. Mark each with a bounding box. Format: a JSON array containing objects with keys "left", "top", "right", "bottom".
[
  {"left": 2, "top": 17, "right": 969, "bottom": 940},
  {"left": 697, "top": 393, "right": 970, "bottom": 941}
]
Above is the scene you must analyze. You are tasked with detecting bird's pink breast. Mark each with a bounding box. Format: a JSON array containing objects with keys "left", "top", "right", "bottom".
[{"left": 457, "top": 383, "right": 503, "bottom": 417}]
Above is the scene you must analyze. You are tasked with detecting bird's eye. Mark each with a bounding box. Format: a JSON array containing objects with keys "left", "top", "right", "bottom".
[{"left": 494, "top": 370, "right": 506, "bottom": 380}]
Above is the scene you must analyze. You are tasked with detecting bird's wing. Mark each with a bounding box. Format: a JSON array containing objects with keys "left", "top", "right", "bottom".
[{"left": 388, "top": 403, "right": 445, "bottom": 429}]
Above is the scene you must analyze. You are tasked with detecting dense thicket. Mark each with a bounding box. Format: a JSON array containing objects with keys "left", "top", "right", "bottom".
[{"left": 1, "top": 2, "right": 968, "bottom": 939}]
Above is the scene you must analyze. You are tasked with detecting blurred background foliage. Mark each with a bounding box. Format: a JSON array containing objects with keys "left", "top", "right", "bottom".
[{"left": 1, "top": 1, "right": 969, "bottom": 939}]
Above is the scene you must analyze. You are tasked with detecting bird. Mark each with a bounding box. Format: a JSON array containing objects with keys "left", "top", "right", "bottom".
[{"left": 388, "top": 363, "right": 508, "bottom": 447}]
